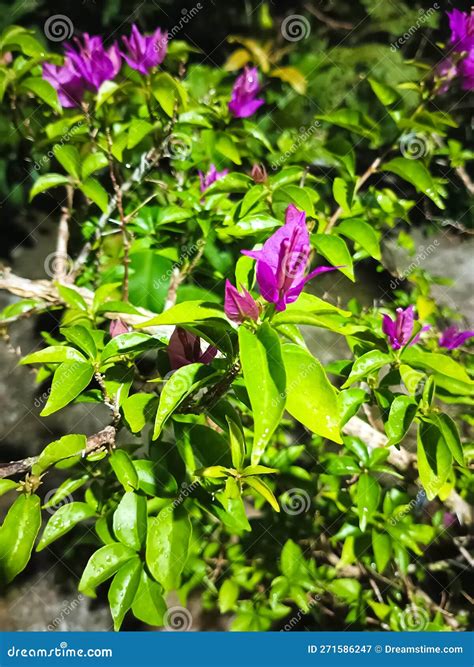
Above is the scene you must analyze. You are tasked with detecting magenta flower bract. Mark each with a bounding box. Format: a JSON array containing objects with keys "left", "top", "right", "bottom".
[
  {"left": 242, "top": 204, "right": 337, "bottom": 312},
  {"left": 109, "top": 319, "right": 130, "bottom": 338},
  {"left": 459, "top": 49, "right": 474, "bottom": 90},
  {"left": 65, "top": 34, "right": 121, "bottom": 91},
  {"left": 439, "top": 326, "right": 474, "bottom": 350},
  {"left": 448, "top": 9, "right": 474, "bottom": 53},
  {"left": 224, "top": 280, "right": 260, "bottom": 324},
  {"left": 198, "top": 164, "right": 229, "bottom": 193},
  {"left": 121, "top": 24, "right": 167, "bottom": 75},
  {"left": 168, "top": 327, "right": 218, "bottom": 370},
  {"left": 228, "top": 66, "right": 264, "bottom": 118},
  {"left": 382, "top": 306, "right": 429, "bottom": 350},
  {"left": 42, "top": 57, "right": 86, "bottom": 108}
]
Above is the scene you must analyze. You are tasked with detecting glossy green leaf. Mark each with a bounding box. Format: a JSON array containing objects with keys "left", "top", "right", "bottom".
[
  {"left": 131, "top": 570, "right": 166, "bottom": 626},
  {"left": 385, "top": 395, "right": 417, "bottom": 446},
  {"left": 337, "top": 219, "right": 381, "bottom": 260},
  {"left": 357, "top": 473, "right": 381, "bottom": 532},
  {"left": 218, "top": 579, "right": 240, "bottom": 613},
  {"left": 37, "top": 502, "right": 96, "bottom": 551},
  {"left": 34, "top": 434, "right": 87, "bottom": 474},
  {"left": 382, "top": 158, "right": 444, "bottom": 208},
  {"left": 21, "top": 345, "right": 86, "bottom": 365},
  {"left": 113, "top": 492, "right": 147, "bottom": 551},
  {"left": 108, "top": 557, "right": 142, "bottom": 631},
  {"left": 282, "top": 343, "right": 341, "bottom": 443},
  {"left": 61, "top": 326, "right": 97, "bottom": 360},
  {"left": 433, "top": 413, "right": 464, "bottom": 467},
  {"left": 146, "top": 508, "right": 192, "bottom": 591},
  {"left": 30, "top": 174, "right": 70, "bottom": 200},
  {"left": 312, "top": 233, "right": 354, "bottom": 281},
  {"left": 141, "top": 301, "right": 226, "bottom": 327},
  {"left": 417, "top": 421, "right": 452, "bottom": 500},
  {"left": 371, "top": 529, "right": 392, "bottom": 573},
  {"left": 238, "top": 323, "right": 286, "bottom": 465},
  {"left": 79, "top": 543, "right": 136, "bottom": 596},
  {"left": 41, "top": 361, "right": 94, "bottom": 416},
  {"left": 122, "top": 393, "right": 157, "bottom": 433},
  {"left": 21, "top": 77, "right": 61, "bottom": 113},
  {"left": 53, "top": 144, "right": 81, "bottom": 179},
  {"left": 81, "top": 178, "right": 109, "bottom": 213},
  {"left": 0, "top": 494, "right": 41, "bottom": 584},
  {"left": 109, "top": 450, "right": 139, "bottom": 491},
  {"left": 245, "top": 476, "right": 279, "bottom": 512},
  {"left": 342, "top": 350, "right": 391, "bottom": 388}
]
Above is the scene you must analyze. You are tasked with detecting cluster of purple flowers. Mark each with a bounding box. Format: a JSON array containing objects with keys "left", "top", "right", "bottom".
[
  {"left": 43, "top": 24, "right": 167, "bottom": 108},
  {"left": 439, "top": 9, "right": 474, "bottom": 91}
]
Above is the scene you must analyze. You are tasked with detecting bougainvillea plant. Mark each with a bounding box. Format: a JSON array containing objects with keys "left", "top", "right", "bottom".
[{"left": 0, "top": 8, "right": 472, "bottom": 633}]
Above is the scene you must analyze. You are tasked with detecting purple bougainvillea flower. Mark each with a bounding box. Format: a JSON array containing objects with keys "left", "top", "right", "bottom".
[
  {"left": 65, "top": 34, "right": 121, "bottom": 91},
  {"left": 198, "top": 164, "right": 229, "bottom": 193},
  {"left": 439, "top": 325, "right": 474, "bottom": 350},
  {"left": 42, "top": 58, "right": 86, "bottom": 108},
  {"left": 168, "top": 327, "right": 218, "bottom": 370},
  {"left": 228, "top": 66, "right": 264, "bottom": 118},
  {"left": 436, "top": 57, "right": 458, "bottom": 93},
  {"left": 109, "top": 319, "right": 130, "bottom": 338},
  {"left": 448, "top": 9, "right": 474, "bottom": 53},
  {"left": 224, "top": 280, "right": 260, "bottom": 323},
  {"left": 121, "top": 24, "right": 167, "bottom": 75},
  {"left": 382, "top": 306, "right": 430, "bottom": 350},
  {"left": 242, "top": 204, "right": 337, "bottom": 312},
  {"left": 459, "top": 49, "right": 474, "bottom": 90}
]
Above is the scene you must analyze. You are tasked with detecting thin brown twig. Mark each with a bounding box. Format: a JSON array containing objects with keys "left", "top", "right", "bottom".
[
  {"left": 55, "top": 184, "right": 74, "bottom": 283},
  {"left": 304, "top": 4, "right": 354, "bottom": 31}
]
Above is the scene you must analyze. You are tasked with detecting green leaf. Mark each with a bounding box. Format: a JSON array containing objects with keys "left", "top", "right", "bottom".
[
  {"left": 141, "top": 301, "right": 226, "bottom": 327},
  {"left": 21, "top": 77, "right": 61, "bottom": 113},
  {"left": 0, "top": 494, "right": 41, "bottom": 584},
  {"left": 0, "top": 480, "right": 19, "bottom": 497},
  {"left": 385, "top": 395, "right": 417, "bottom": 446},
  {"left": 280, "top": 539, "right": 304, "bottom": 580},
  {"left": 273, "top": 185, "right": 315, "bottom": 217},
  {"left": 216, "top": 132, "right": 241, "bottom": 164},
  {"left": 332, "top": 177, "right": 354, "bottom": 213},
  {"left": 312, "top": 233, "right": 354, "bottom": 281},
  {"left": 153, "top": 363, "right": 214, "bottom": 439},
  {"left": 37, "top": 502, "right": 96, "bottom": 551},
  {"left": 245, "top": 476, "right": 280, "bottom": 512},
  {"left": 34, "top": 434, "right": 87, "bottom": 474},
  {"left": 337, "top": 219, "right": 381, "bottom": 260},
  {"left": 146, "top": 508, "right": 192, "bottom": 591},
  {"left": 96, "top": 80, "right": 119, "bottom": 109},
  {"left": 79, "top": 543, "right": 136, "bottom": 596},
  {"left": 57, "top": 284, "right": 88, "bottom": 311},
  {"left": 152, "top": 72, "right": 187, "bottom": 116},
  {"left": 417, "top": 421, "right": 452, "bottom": 500},
  {"left": 41, "top": 361, "right": 94, "bottom": 416},
  {"left": 238, "top": 323, "right": 286, "bottom": 465},
  {"left": 227, "top": 416, "right": 246, "bottom": 469},
  {"left": 108, "top": 558, "right": 141, "bottom": 631},
  {"left": 113, "top": 492, "right": 147, "bottom": 551},
  {"left": 43, "top": 474, "right": 89, "bottom": 509},
  {"left": 402, "top": 348, "right": 473, "bottom": 386},
  {"left": 81, "top": 178, "right": 109, "bottom": 213},
  {"left": 127, "top": 119, "right": 154, "bottom": 149},
  {"left": 218, "top": 579, "right": 239, "bottom": 613},
  {"left": 382, "top": 158, "right": 444, "bottom": 208},
  {"left": 81, "top": 152, "right": 108, "bottom": 180},
  {"left": 133, "top": 460, "right": 178, "bottom": 497},
  {"left": 53, "top": 144, "right": 81, "bottom": 179},
  {"left": 61, "top": 326, "right": 97, "bottom": 360},
  {"left": 357, "top": 473, "right": 381, "bottom": 532},
  {"left": 122, "top": 393, "right": 157, "bottom": 433},
  {"left": 109, "top": 450, "right": 139, "bottom": 492},
  {"left": 342, "top": 350, "right": 391, "bottom": 388},
  {"left": 372, "top": 530, "right": 392, "bottom": 573},
  {"left": 282, "top": 343, "right": 341, "bottom": 443},
  {"left": 30, "top": 174, "right": 70, "bottom": 200},
  {"left": 101, "top": 333, "right": 156, "bottom": 362},
  {"left": 368, "top": 78, "right": 399, "bottom": 106},
  {"left": 132, "top": 570, "right": 166, "bottom": 626},
  {"left": 433, "top": 413, "right": 464, "bottom": 467},
  {"left": 21, "top": 345, "right": 87, "bottom": 365}
]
